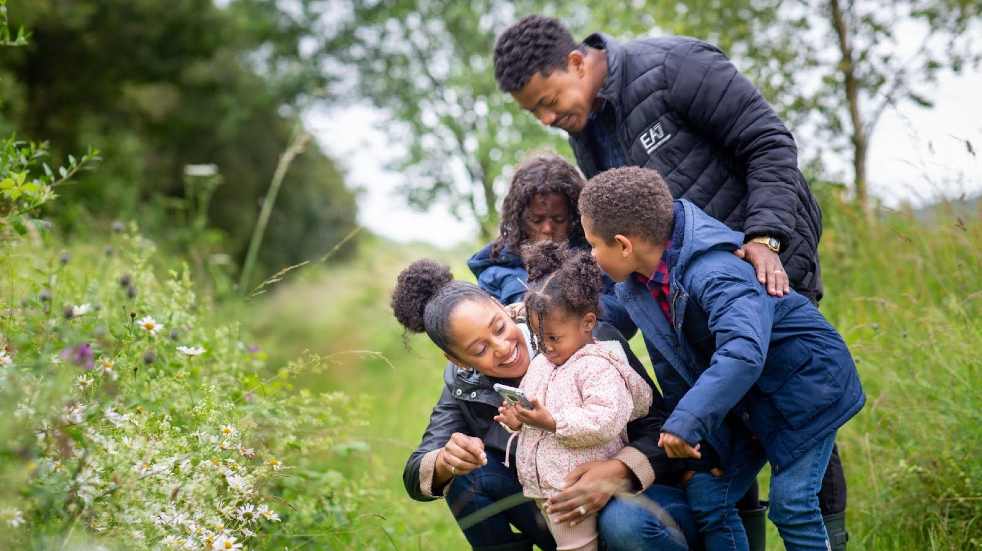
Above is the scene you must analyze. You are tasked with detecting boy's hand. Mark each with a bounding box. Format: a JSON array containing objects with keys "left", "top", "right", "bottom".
[
  {"left": 494, "top": 403, "right": 523, "bottom": 431},
  {"left": 736, "top": 243, "right": 790, "bottom": 297},
  {"left": 658, "top": 432, "right": 702, "bottom": 459},
  {"left": 504, "top": 302, "right": 526, "bottom": 321},
  {"left": 515, "top": 398, "right": 556, "bottom": 432}
]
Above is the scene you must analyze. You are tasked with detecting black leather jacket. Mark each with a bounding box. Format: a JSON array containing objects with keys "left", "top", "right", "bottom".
[{"left": 403, "top": 322, "right": 684, "bottom": 501}]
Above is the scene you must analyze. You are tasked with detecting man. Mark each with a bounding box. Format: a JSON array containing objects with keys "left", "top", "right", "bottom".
[{"left": 492, "top": 15, "right": 847, "bottom": 550}]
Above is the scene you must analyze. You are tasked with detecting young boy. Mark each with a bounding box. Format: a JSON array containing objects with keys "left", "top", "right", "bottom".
[{"left": 578, "top": 166, "right": 865, "bottom": 551}]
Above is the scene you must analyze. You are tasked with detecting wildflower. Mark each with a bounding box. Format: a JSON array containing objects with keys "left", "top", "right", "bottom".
[
  {"left": 39, "top": 289, "right": 51, "bottom": 302},
  {"left": 169, "top": 328, "right": 181, "bottom": 341},
  {"left": 220, "top": 424, "right": 236, "bottom": 438},
  {"left": 177, "top": 345, "right": 205, "bottom": 356},
  {"left": 71, "top": 303, "right": 93, "bottom": 317},
  {"left": 235, "top": 503, "right": 257, "bottom": 523},
  {"left": 98, "top": 357, "right": 117, "bottom": 380},
  {"left": 59, "top": 250, "right": 71, "bottom": 265},
  {"left": 104, "top": 245, "right": 114, "bottom": 257},
  {"left": 136, "top": 316, "right": 163, "bottom": 336},
  {"left": 76, "top": 374, "right": 95, "bottom": 391},
  {"left": 104, "top": 407, "right": 131, "bottom": 428},
  {"left": 185, "top": 164, "right": 219, "bottom": 177},
  {"left": 2, "top": 508, "right": 25, "bottom": 528},
  {"left": 224, "top": 472, "right": 250, "bottom": 494},
  {"left": 256, "top": 503, "right": 280, "bottom": 522},
  {"left": 119, "top": 274, "right": 131, "bottom": 287},
  {"left": 126, "top": 285, "right": 137, "bottom": 299},
  {"left": 247, "top": 344, "right": 260, "bottom": 354},
  {"left": 63, "top": 403, "right": 86, "bottom": 424},
  {"left": 265, "top": 457, "right": 282, "bottom": 471},
  {"left": 211, "top": 534, "right": 242, "bottom": 551},
  {"left": 133, "top": 461, "right": 154, "bottom": 476},
  {"left": 62, "top": 343, "right": 94, "bottom": 370},
  {"left": 143, "top": 350, "right": 156, "bottom": 364},
  {"left": 238, "top": 446, "right": 255, "bottom": 459},
  {"left": 0, "top": 349, "right": 12, "bottom": 366},
  {"left": 111, "top": 220, "right": 125, "bottom": 233}
]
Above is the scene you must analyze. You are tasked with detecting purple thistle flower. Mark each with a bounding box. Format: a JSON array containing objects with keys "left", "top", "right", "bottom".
[{"left": 62, "top": 343, "right": 94, "bottom": 370}]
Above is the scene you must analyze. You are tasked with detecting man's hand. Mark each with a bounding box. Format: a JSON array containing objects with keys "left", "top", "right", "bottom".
[
  {"left": 658, "top": 432, "right": 702, "bottom": 459},
  {"left": 514, "top": 398, "right": 556, "bottom": 432},
  {"left": 494, "top": 403, "right": 522, "bottom": 431},
  {"left": 545, "top": 460, "right": 632, "bottom": 524},
  {"left": 735, "top": 242, "right": 790, "bottom": 297}
]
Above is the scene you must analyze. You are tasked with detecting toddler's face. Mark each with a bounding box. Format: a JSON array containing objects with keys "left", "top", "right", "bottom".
[{"left": 529, "top": 308, "right": 596, "bottom": 366}]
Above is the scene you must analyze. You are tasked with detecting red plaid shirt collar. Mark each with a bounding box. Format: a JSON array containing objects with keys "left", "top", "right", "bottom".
[{"left": 634, "top": 241, "right": 673, "bottom": 323}]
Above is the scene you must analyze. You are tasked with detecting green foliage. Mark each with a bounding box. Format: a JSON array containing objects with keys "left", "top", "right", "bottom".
[{"left": 0, "top": 0, "right": 358, "bottom": 273}]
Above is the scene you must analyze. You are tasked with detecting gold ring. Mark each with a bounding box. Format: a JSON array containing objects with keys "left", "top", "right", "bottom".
[
  {"left": 577, "top": 505, "right": 587, "bottom": 516},
  {"left": 450, "top": 465, "right": 456, "bottom": 476}
]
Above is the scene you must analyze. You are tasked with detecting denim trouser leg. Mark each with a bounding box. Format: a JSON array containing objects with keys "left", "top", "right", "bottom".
[
  {"left": 768, "top": 433, "right": 837, "bottom": 551},
  {"left": 598, "top": 483, "right": 700, "bottom": 551},
  {"left": 445, "top": 450, "right": 556, "bottom": 551},
  {"left": 686, "top": 448, "right": 768, "bottom": 551}
]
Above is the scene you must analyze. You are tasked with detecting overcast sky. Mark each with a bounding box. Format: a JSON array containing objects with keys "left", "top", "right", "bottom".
[{"left": 307, "top": 68, "right": 982, "bottom": 248}]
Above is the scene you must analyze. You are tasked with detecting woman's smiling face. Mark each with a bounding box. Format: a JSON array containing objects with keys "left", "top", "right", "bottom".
[{"left": 444, "top": 298, "right": 530, "bottom": 379}]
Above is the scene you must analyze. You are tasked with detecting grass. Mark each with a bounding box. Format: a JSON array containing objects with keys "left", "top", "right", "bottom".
[{"left": 251, "top": 200, "right": 981, "bottom": 550}]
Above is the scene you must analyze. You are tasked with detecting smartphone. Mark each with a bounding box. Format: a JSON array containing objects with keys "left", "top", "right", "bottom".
[{"left": 492, "top": 383, "right": 533, "bottom": 409}]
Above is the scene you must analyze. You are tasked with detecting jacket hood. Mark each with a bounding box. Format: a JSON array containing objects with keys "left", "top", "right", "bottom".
[
  {"left": 569, "top": 341, "right": 652, "bottom": 420},
  {"left": 467, "top": 242, "right": 523, "bottom": 279},
  {"left": 670, "top": 200, "right": 745, "bottom": 275}
]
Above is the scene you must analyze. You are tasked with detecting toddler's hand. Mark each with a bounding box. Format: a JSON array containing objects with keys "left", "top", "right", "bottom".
[
  {"left": 516, "top": 398, "right": 556, "bottom": 433},
  {"left": 658, "top": 432, "right": 702, "bottom": 459},
  {"left": 494, "top": 403, "right": 522, "bottom": 431}
]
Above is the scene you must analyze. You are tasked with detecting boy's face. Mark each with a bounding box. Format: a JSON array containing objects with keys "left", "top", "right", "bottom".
[
  {"left": 529, "top": 308, "right": 596, "bottom": 366},
  {"left": 582, "top": 215, "right": 636, "bottom": 282},
  {"left": 511, "top": 51, "right": 595, "bottom": 134}
]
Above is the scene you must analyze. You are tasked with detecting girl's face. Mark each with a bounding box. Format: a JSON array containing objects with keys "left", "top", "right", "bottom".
[
  {"left": 444, "top": 298, "right": 531, "bottom": 379},
  {"left": 523, "top": 193, "right": 571, "bottom": 244},
  {"left": 529, "top": 308, "right": 596, "bottom": 366}
]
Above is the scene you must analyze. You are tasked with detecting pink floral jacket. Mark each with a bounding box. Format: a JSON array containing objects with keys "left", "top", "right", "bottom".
[{"left": 514, "top": 341, "right": 653, "bottom": 499}]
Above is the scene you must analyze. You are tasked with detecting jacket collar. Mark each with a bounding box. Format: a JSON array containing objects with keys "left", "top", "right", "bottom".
[{"left": 583, "top": 33, "right": 625, "bottom": 106}]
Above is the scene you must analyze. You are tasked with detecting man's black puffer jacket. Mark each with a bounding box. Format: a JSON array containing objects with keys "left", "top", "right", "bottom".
[{"left": 569, "top": 33, "right": 824, "bottom": 301}]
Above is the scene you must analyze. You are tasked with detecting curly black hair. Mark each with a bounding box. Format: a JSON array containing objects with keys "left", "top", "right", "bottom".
[
  {"left": 491, "top": 153, "right": 586, "bottom": 259},
  {"left": 579, "top": 167, "right": 675, "bottom": 244},
  {"left": 390, "top": 259, "right": 494, "bottom": 353},
  {"left": 521, "top": 241, "right": 603, "bottom": 346},
  {"left": 494, "top": 15, "right": 579, "bottom": 92}
]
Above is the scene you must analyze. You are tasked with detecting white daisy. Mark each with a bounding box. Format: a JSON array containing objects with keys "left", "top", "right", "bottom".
[
  {"left": 256, "top": 503, "right": 280, "bottom": 522},
  {"left": 211, "top": 534, "right": 242, "bottom": 550},
  {"left": 76, "top": 374, "right": 94, "bottom": 391},
  {"left": 0, "top": 350, "right": 12, "bottom": 366},
  {"left": 71, "top": 303, "right": 93, "bottom": 317},
  {"left": 136, "top": 316, "right": 163, "bottom": 336},
  {"left": 176, "top": 345, "right": 205, "bottom": 356},
  {"left": 220, "top": 424, "right": 236, "bottom": 438},
  {"left": 98, "top": 357, "right": 117, "bottom": 380},
  {"left": 235, "top": 503, "right": 257, "bottom": 523},
  {"left": 3, "top": 508, "right": 25, "bottom": 527},
  {"left": 265, "top": 457, "right": 283, "bottom": 471}
]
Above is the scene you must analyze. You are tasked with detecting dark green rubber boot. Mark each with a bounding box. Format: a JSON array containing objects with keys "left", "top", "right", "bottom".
[
  {"left": 739, "top": 501, "right": 767, "bottom": 551},
  {"left": 824, "top": 511, "right": 849, "bottom": 551}
]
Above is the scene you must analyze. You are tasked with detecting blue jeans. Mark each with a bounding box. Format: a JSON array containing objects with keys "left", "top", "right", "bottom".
[
  {"left": 599, "top": 484, "right": 701, "bottom": 551},
  {"left": 446, "top": 450, "right": 556, "bottom": 551},
  {"left": 686, "top": 433, "right": 837, "bottom": 551}
]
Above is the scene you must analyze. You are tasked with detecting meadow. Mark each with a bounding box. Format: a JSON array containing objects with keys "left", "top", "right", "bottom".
[{"left": 248, "top": 199, "right": 982, "bottom": 550}]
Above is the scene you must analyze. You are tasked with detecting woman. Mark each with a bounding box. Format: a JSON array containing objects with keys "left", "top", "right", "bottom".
[
  {"left": 393, "top": 259, "right": 700, "bottom": 551},
  {"left": 467, "top": 154, "right": 634, "bottom": 338}
]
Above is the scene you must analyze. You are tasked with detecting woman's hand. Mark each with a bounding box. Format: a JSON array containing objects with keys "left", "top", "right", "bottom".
[
  {"left": 514, "top": 398, "right": 556, "bottom": 432},
  {"left": 494, "top": 403, "right": 522, "bottom": 431},
  {"left": 658, "top": 432, "right": 702, "bottom": 459},
  {"left": 434, "top": 433, "right": 487, "bottom": 486},
  {"left": 545, "top": 460, "right": 632, "bottom": 524}
]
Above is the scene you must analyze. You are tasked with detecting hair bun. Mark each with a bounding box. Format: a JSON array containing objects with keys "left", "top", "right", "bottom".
[
  {"left": 522, "top": 241, "right": 567, "bottom": 283},
  {"left": 391, "top": 259, "right": 454, "bottom": 333}
]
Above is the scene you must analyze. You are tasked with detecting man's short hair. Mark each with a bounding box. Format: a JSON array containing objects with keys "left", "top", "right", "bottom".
[
  {"left": 494, "top": 15, "right": 578, "bottom": 92},
  {"left": 579, "top": 167, "right": 675, "bottom": 244}
]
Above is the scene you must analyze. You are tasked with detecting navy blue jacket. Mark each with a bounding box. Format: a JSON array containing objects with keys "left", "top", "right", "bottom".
[
  {"left": 570, "top": 33, "right": 825, "bottom": 302},
  {"left": 616, "top": 200, "right": 864, "bottom": 470},
  {"left": 468, "top": 242, "right": 636, "bottom": 338}
]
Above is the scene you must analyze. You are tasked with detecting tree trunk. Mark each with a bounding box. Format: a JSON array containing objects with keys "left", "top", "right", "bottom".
[{"left": 829, "top": 0, "right": 870, "bottom": 214}]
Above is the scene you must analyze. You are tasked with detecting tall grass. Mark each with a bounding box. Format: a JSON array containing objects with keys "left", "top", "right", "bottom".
[{"left": 252, "top": 200, "right": 981, "bottom": 550}]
